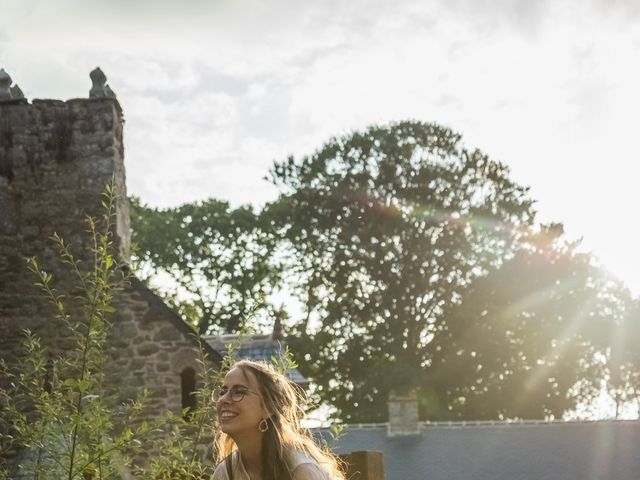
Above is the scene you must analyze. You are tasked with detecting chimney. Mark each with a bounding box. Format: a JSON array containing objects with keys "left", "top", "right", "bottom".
[{"left": 387, "top": 391, "right": 420, "bottom": 437}]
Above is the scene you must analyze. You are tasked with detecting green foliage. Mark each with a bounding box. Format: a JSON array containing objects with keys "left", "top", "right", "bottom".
[
  {"left": 130, "top": 198, "right": 282, "bottom": 335},
  {"left": 266, "top": 121, "right": 536, "bottom": 422},
  {"left": 0, "top": 184, "right": 147, "bottom": 480},
  {"left": 135, "top": 335, "right": 219, "bottom": 480}
]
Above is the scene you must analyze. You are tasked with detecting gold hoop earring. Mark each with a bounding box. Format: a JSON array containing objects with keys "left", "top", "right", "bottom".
[{"left": 258, "top": 419, "right": 269, "bottom": 432}]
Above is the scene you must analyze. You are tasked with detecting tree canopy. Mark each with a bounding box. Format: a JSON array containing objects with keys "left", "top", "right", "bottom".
[
  {"left": 267, "top": 121, "right": 539, "bottom": 421},
  {"left": 130, "top": 198, "right": 281, "bottom": 334},
  {"left": 131, "top": 120, "right": 639, "bottom": 422}
]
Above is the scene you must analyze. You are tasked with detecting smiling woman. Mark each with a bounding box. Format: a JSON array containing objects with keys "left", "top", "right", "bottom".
[{"left": 212, "top": 360, "right": 344, "bottom": 480}]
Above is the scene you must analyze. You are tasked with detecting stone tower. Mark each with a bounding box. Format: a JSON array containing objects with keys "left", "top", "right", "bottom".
[
  {"left": 0, "top": 68, "right": 130, "bottom": 363},
  {"left": 0, "top": 69, "right": 222, "bottom": 472}
]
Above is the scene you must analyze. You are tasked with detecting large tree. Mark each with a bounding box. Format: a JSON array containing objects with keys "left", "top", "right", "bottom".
[
  {"left": 130, "top": 121, "right": 634, "bottom": 422},
  {"left": 130, "top": 198, "right": 282, "bottom": 334},
  {"left": 266, "top": 121, "right": 536, "bottom": 422}
]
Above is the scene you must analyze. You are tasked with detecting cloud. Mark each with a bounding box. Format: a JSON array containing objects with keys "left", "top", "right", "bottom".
[
  {"left": 439, "top": 0, "right": 554, "bottom": 36},
  {"left": 594, "top": 0, "right": 640, "bottom": 18},
  {"left": 435, "top": 94, "right": 458, "bottom": 107},
  {"left": 3, "top": 0, "right": 640, "bottom": 291}
]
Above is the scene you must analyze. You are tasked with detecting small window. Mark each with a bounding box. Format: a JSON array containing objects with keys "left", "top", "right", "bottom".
[{"left": 180, "top": 367, "right": 197, "bottom": 420}]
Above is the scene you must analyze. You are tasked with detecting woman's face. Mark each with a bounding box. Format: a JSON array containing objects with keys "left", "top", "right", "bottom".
[{"left": 216, "top": 366, "right": 268, "bottom": 439}]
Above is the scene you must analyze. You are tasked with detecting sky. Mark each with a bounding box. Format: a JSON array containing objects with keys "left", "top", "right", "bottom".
[{"left": 2, "top": 0, "right": 640, "bottom": 293}]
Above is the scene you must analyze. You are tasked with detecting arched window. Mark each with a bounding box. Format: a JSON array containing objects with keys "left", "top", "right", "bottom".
[{"left": 180, "top": 367, "right": 197, "bottom": 420}]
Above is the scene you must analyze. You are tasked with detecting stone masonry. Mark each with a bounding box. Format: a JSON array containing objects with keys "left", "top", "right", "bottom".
[{"left": 0, "top": 70, "right": 222, "bottom": 470}]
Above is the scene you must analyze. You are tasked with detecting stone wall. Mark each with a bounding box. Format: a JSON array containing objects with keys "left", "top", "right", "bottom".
[
  {"left": 0, "top": 97, "right": 132, "bottom": 369},
  {"left": 110, "top": 277, "right": 222, "bottom": 414},
  {"left": 0, "top": 90, "right": 222, "bottom": 470}
]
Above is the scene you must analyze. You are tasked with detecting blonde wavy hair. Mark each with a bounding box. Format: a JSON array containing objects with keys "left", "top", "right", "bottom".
[{"left": 214, "top": 359, "right": 345, "bottom": 480}]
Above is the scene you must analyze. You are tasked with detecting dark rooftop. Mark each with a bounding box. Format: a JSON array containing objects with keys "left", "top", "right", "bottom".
[{"left": 315, "top": 420, "right": 640, "bottom": 480}]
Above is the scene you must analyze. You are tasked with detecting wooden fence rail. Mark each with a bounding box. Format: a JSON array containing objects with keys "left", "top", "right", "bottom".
[{"left": 340, "top": 451, "right": 384, "bottom": 480}]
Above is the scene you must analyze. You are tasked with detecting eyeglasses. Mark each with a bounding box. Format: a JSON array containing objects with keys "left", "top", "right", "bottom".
[{"left": 213, "top": 385, "right": 261, "bottom": 403}]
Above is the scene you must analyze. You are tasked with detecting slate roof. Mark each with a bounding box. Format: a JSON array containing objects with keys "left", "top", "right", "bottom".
[
  {"left": 202, "top": 333, "right": 307, "bottom": 384},
  {"left": 315, "top": 420, "right": 640, "bottom": 480}
]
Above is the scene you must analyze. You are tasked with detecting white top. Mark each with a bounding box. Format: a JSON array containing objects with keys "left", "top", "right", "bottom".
[{"left": 212, "top": 448, "right": 333, "bottom": 480}]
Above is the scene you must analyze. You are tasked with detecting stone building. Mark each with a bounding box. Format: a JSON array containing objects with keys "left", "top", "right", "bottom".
[{"left": 0, "top": 68, "right": 223, "bottom": 473}]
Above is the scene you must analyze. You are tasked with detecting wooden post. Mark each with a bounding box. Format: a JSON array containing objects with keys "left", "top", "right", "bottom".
[{"left": 339, "top": 451, "right": 384, "bottom": 480}]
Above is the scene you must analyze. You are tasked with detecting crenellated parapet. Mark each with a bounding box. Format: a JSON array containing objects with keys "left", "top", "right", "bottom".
[
  {"left": 0, "top": 68, "right": 26, "bottom": 102},
  {"left": 0, "top": 69, "right": 130, "bottom": 266},
  {"left": 0, "top": 67, "right": 129, "bottom": 262}
]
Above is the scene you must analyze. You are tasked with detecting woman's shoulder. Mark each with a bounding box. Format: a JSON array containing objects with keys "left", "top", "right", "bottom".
[
  {"left": 212, "top": 451, "right": 243, "bottom": 480},
  {"left": 285, "top": 449, "right": 333, "bottom": 480},
  {"left": 291, "top": 462, "right": 332, "bottom": 480}
]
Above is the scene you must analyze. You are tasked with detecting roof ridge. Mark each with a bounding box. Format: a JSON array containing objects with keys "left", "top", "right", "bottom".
[{"left": 313, "top": 418, "right": 640, "bottom": 430}]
